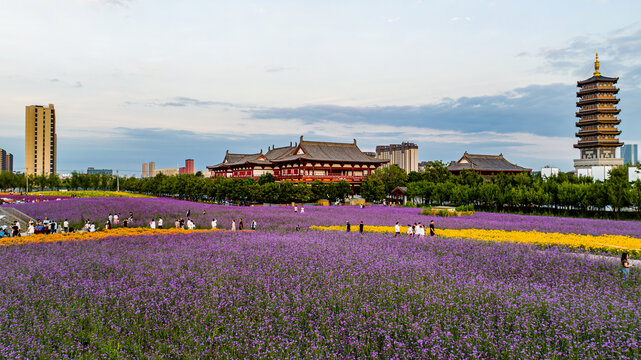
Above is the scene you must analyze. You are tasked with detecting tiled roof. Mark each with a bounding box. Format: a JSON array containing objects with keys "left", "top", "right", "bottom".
[
  {"left": 448, "top": 152, "right": 530, "bottom": 172},
  {"left": 273, "top": 139, "right": 387, "bottom": 163},
  {"left": 207, "top": 138, "right": 388, "bottom": 169},
  {"left": 577, "top": 75, "right": 619, "bottom": 85}
]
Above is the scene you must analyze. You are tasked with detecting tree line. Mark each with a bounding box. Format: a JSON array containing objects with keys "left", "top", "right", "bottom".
[
  {"left": 0, "top": 171, "right": 354, "bottom": 204},
  {"left": 3, "top": 163, "right": 641, "bottom": 219},
  {"left": 361, "top": 162, "right": 641, "bottom": 219}
]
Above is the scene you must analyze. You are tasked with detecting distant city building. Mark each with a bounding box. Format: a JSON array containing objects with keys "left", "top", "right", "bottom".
[
  {"left": 142, "top": 163, "right": 148, "bottom": 178},
  {"left": 87, "top": 167, "right": 113, "bottom": 176},
  {"left": 0, "top": 148, "right": 5, "bottom": 171},
  {"left": 25, "top": 104, "right": 57, "bottom": 175},
  {"left": 574, "top": 52, "right": 624, "bottom": 175},
  {"left": 142, "top": 159, "right": 195, "bottom": 178},
  {"left": 207, "top": 136, "right": 388, "bottom": 187},
  {"left": 155, "top": 167, "right": 180, "bottom": 176},
  {"left": 621, "top": 144, "right": 638, "bottom": 165},
  {"left": 418, "top": 161, "right": 434, "bottom": 172},
  {"left": 362, "top": 151, "right": 376, "bottom": 158},
  {"left": 541, "top": 167, "right": 559, "bottom": 179},
  {"left": 179, "top": 159, "right": 196, "bottom": 175},
  {"left": 375, "top": 142, "right": 418, "bottom": 173},
  {"left": 5, "top": 153, "right": 13, "bottom": 172},
  {"left": 448, "top": 152, "right": 531, "bottom": 179}
]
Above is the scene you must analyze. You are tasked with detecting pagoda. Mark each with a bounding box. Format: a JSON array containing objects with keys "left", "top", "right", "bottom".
[{"left": 574, "top": 52, "right": 624, "bottom": 175}]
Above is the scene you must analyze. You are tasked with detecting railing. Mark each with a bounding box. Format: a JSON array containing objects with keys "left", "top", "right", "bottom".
[{"left": 580, "top": 84, "right": 617, "bottom": 91}]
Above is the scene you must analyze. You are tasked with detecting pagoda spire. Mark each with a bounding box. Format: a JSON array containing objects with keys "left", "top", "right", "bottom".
[{"left": 593, "top": 51, "right": 600, "bottom": 76}]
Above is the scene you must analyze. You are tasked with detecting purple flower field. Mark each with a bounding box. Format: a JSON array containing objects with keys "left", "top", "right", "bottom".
[
  {"left": 4, "top": 197, "right": 641, "bottom": 237},
  {"left": 0, "top": 230, "right": 638, "bottom": 358}
]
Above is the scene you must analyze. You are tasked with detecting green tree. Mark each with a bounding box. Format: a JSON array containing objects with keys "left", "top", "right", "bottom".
[
  {"left": 258, "top": 173, "right": 275, "bottom": 185},
  {"left": 360, "top": 176, "right": 385, "bottom": 202},
  {"left": 606, "top": 165, "right": 631, "bottom": 219}
]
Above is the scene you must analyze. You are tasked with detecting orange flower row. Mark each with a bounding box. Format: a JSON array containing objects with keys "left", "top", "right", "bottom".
[{"left": 1, "top": 227, "right": 249, "bottom": 246}]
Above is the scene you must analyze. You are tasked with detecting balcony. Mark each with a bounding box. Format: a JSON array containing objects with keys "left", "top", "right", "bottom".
[{"left": 277, "top": 175, "right": 365, "bottom": 182}]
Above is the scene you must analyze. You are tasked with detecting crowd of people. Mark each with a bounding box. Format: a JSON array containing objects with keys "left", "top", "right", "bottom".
[{"left": 344, "top": 220, "right": 436, "bottom": 237}]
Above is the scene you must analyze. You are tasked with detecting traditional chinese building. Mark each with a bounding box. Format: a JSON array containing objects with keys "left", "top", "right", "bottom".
[
  {"left": 207, "top": 136, "right": 388, "bottom": 184},
  {"left": 448, "top": 152, "right": 531, "bottom": 179},
  {"left": 574, "top": 52, "right": 624, "bottom": 176}
]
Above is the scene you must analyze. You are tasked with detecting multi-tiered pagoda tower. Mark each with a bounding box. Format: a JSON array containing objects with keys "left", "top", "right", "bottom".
[{"left": 574, "top": 52, "right": 624, "bottom": 175}]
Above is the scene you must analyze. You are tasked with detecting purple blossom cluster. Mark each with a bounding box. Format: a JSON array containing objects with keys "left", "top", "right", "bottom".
[
  {"left": 0, "top": 230, "right": 638, "bottom": 358},
  {"left": 5, "top": 198, "right": 641, "bottom": 237}
]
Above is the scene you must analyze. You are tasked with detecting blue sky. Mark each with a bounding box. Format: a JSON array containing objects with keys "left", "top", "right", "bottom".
[{"left": 1, "top": 0, "right": 640, "bottom": 175}]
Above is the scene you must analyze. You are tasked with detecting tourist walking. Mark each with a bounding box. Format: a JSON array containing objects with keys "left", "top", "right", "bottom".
[
  {"left": 63, "top": 219, "right": 69, "bottom": 233},
  {"left": 294, "top": 205, "right": 298, "bottom": 213},
  {"left": 150, "top": 219, "right": 156, "bottom": 229},
  {"left": 300, "top": 207, "right": 305, "bottom": 214},
  {"left": 429, "top": 220, "right": 435, "bottom": 236},
  {"left": 621, "top": 252, "right": 633, "bottom": 282},
  {"left": 239, "top": 218, "right": 244, "bottom": 230},
  {"left": 359, "top": 221, "right": 364, "bottom": 234},
  {"left": 186, "top": 209, "right": 191, "bottom": 217},
  {"left": 158, "top": 217, "right": 163, "bottom": 229},
  {"left": 346, "top": 221, "right": 351, "bottom": 233},
  {"left": 231, "top": 220, "right": 236, "bottom": 231},
  {"left": 407, "top": 224, "right": 413, "bottom": 236},
  {"left": 123, "top": 218, "right": 128, "bottom": 228},
  {"left": 394, "top": 222, "right": 400, "bottom": 237},
  {"left": 251, "top": 219, "right": 257, "bottom": 230},
  {"left": 11, "top": 221, "right": 19, "bottom": 237},
  {"left": 114, "top": 213, "right": 119, "bottom": 225},
  {"left": 27, "top": 223, "right": 34, "bottom": 235},
  {"left": 211, "top": 218, "right": 217, "bottom": 229},
  {"left": 108, "top": 213, "right": 113, "bottom": 224}
]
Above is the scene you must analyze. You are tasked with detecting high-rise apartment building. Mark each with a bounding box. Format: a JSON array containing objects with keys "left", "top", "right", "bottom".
[
  {"left": 0, "top": 148, "right": 5, "bottom": 171},
  {"left": 621, "top": 144, "right": 638, "bottom": 166},
  {"left": 0, "top": 149, "right": 14, "bottom": 172},
  {"left": 4, "top": 153, "right": 13, "bottom": 172},
  {"left": 25, "top": 104, "right": 57, "bottom": 176},
  {"left": 142, "top": 163, "right": 149, "bottom": 178},
  {"left": 375, "top": 142, "right": 419, "bottom": 173}
]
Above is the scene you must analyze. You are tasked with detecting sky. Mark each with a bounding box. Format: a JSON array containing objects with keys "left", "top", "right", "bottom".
[{"left": 1, "top": 0, "right": 640, "bottom": 175}]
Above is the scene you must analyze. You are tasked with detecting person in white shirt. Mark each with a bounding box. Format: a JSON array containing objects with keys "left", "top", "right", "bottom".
[
  {"left": 231, "top": 220, "right": 236, "bottom": 231},
  {"left": 394, "top": 222, "right": 400, "bottom": 237},
  {"left": 113, "top": 214, "right": 119, "bottom": 225},
  {"left": 300, "top": 207, "right": 305, "bottom": 214},
  {"left": 407, "top": 225, "right": 413, "bottom": 236},
  {"left": 63, "top": 219, "right": 69, "bottom": 233},
  {"left": 27, "top": 224, "right": 34, "bottom": 235},
  {"left": 294, "top": 206, "right": 298, "bottom": 213},
  {"left": 150, "top": 219, "right": 156, "bottom": 229},
  {"left": 211, "top": 218, "right": 217, "bottom": 229},
  {"left": 90, "top": 223, "right": 96, "bottom": 232},
  {"left": 108, "top": 214, "right": 113, "bottom": 224},
  {"left": 158, "top": 217, "right": 163, "bottom": 229}
]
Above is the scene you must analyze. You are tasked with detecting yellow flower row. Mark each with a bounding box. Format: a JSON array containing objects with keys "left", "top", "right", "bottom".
[
  {"left": 310, "top": 225, "right": 641, "bottom": 253},
  {"left": 1, "top": 227, "right": 246, "bottom": 246}
]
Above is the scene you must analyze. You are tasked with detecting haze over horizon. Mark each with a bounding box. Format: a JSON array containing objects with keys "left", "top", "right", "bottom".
[{"left": 1, "top": 0, "right": 640, "bottom": 175}]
